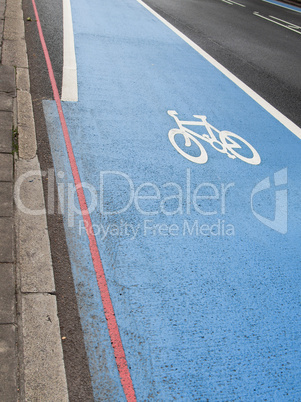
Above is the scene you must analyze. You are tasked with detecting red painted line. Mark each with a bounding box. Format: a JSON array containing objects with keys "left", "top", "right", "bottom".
[{"left": 30, "top": 1, "right": 136, "bottom": 400}]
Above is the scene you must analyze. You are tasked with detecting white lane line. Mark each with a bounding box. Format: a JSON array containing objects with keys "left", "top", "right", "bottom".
[
  {"left": 262, "top": 0, "right": 301, "bottom": 14},
  {"left": 136, "top": 0, "right": 301, "bottom": 140},
  {"left": 271, "top": 15, "right": 301, "bottom": 30},
  {"left": 227, "top": 0, "right": 246, "bottom": 7},
  {"left": 221, "top": 0, "right": 246, "bottom": 7},
  {"left": 61, "top": 0, "right": 78, "bottom": 102},
  {"left": 254, "top": 11, "right": 301, "bottom": 35}
]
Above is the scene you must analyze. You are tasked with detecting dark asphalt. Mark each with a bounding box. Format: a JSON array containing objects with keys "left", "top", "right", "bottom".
[{"left": 143, "top": 0, "right": 301, "bottom": 127}]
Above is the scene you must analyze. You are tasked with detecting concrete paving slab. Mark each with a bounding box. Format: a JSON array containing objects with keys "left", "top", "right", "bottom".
[
  {"left": 0, "top": 0, "right": 5, "bottom": 19},
  {"left": 15, "top": 157, "right": 55, "bottom": 293},
  {"left": 0, "top": 19, "right": 3, "bottom": 41},
  {"left": 22, "top": 293, "right": 68, "bottom": 402},
  {"left": 2, "top": 39, "right": 28, "bottom": 68},
  {"left": 0, "top": 182, "right": 13, "bottom": 216},
  {"left": 1, "top": 0, "right": 70, "bottom": 400},
  {"left": 16, "top": 67, "right": 30, "bottom": 92},
  {"left": 0, "top": 154, "right": 13, "bottom": 182},
  {"left": 0, "top": 92, "right": 13, "bottom": 112},
  {"left": 0, "top": 264, "right": 15, "bottom": 323},
  {"left": 17, "top": 90, "right": 37, "bottom": 159},
  {"left": 0, "top": 111, "right": 13, "bottom": 153},
  {"left": 5, "top": 0, "right": 22, "bottom": 12},
  {"left": 4, "top": 17, "right": 25, "bottom": 41},
  {"left": 0, "top": 325, "right": 17, "bottom": 401},
  {"left": 4, "top": 4, "right": 23, "bottom": 20},
  {"left": 0, "top": 217, "right": 13, "bottom": 262},
  {"left": 0, "top": 65, "right": 16, "bottom": 94}
]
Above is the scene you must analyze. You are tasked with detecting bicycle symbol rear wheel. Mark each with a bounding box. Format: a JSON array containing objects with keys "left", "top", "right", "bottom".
[
  {"left": 219, "top": 131, "right": 261, "bottom": 165},
  {"left": 168, "top": 129, "right": 208, "bottom": 164}
]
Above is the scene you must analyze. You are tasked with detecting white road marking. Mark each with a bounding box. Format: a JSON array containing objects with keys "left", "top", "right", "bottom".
[
  {"left": 221, "top": 0, "right": 246, "bottom": 7},
  {"left": 167, "top": 110, "right": 261, "bottom": 165},
  {"left": 228, "top": 0, "right": 246, "bottom": 7},
  {"left": 221, "top": 0, "right": 234, "bottom": 5},
  {"left": 254, "top": 11, "right": 301, "bottom": 35},
  {"left": 271, "top": 15, "right": 301, "bottom": 30},
  {"left": 136, "top": 0, "right": 301, "bottom": 140},
  {"left": 61, "top": 0, "right": 78, "bottom": 102}
]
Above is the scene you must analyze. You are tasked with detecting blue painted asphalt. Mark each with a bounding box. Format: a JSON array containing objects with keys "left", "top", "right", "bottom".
[{"left": 43, "top": 0, "right": 301, "bottom": 399}]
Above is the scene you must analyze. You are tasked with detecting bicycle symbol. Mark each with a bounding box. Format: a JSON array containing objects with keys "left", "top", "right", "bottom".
[{"left": 167, "top": 110, "right": 261, "bottom": 165}]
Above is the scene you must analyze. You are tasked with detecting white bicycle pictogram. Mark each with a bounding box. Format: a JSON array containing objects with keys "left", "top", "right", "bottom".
[{"left": 167, "top": 110, "right": 261, "bottom": 165}]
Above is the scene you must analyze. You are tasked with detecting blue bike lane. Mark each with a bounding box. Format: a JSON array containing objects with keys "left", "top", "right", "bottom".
[{"left": 43, "top": 0, "right": 301, "bottom": 399}]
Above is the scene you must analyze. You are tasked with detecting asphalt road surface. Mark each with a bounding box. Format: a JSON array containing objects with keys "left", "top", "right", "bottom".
[
  {"left": 143, "top": 0, "right": 301, "bottom": 127},
  {"left": 23, "top": 0, "right": 301, "bottom": 400}
]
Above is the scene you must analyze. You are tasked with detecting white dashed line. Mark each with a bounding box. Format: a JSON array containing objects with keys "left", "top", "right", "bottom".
[
  {"left": 254, "top": 11, "right": 301, "bottom": 35},
  {"left": 221, "top": 0, "right": 246, "bottom": 7}
]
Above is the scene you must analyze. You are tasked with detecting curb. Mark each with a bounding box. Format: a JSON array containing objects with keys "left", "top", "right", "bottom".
[{"left": 2, "top": 0, "right": 69, "bottom": 399}]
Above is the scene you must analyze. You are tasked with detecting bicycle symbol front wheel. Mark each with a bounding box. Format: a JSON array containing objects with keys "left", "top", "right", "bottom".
[
  {"left": 219, "top": 131, "right": 261, "bottom": 165},
  {"left": 168, "top": 129, "right": 208, "bottom": 164}
]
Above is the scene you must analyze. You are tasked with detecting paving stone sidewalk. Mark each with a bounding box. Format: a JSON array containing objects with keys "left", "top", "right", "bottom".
[
  {"left": 0, "top": 0, "right": 69, "bottom": 399},
  {"left": 0, "top": 0, "right": 18, "bottom": 399}
]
